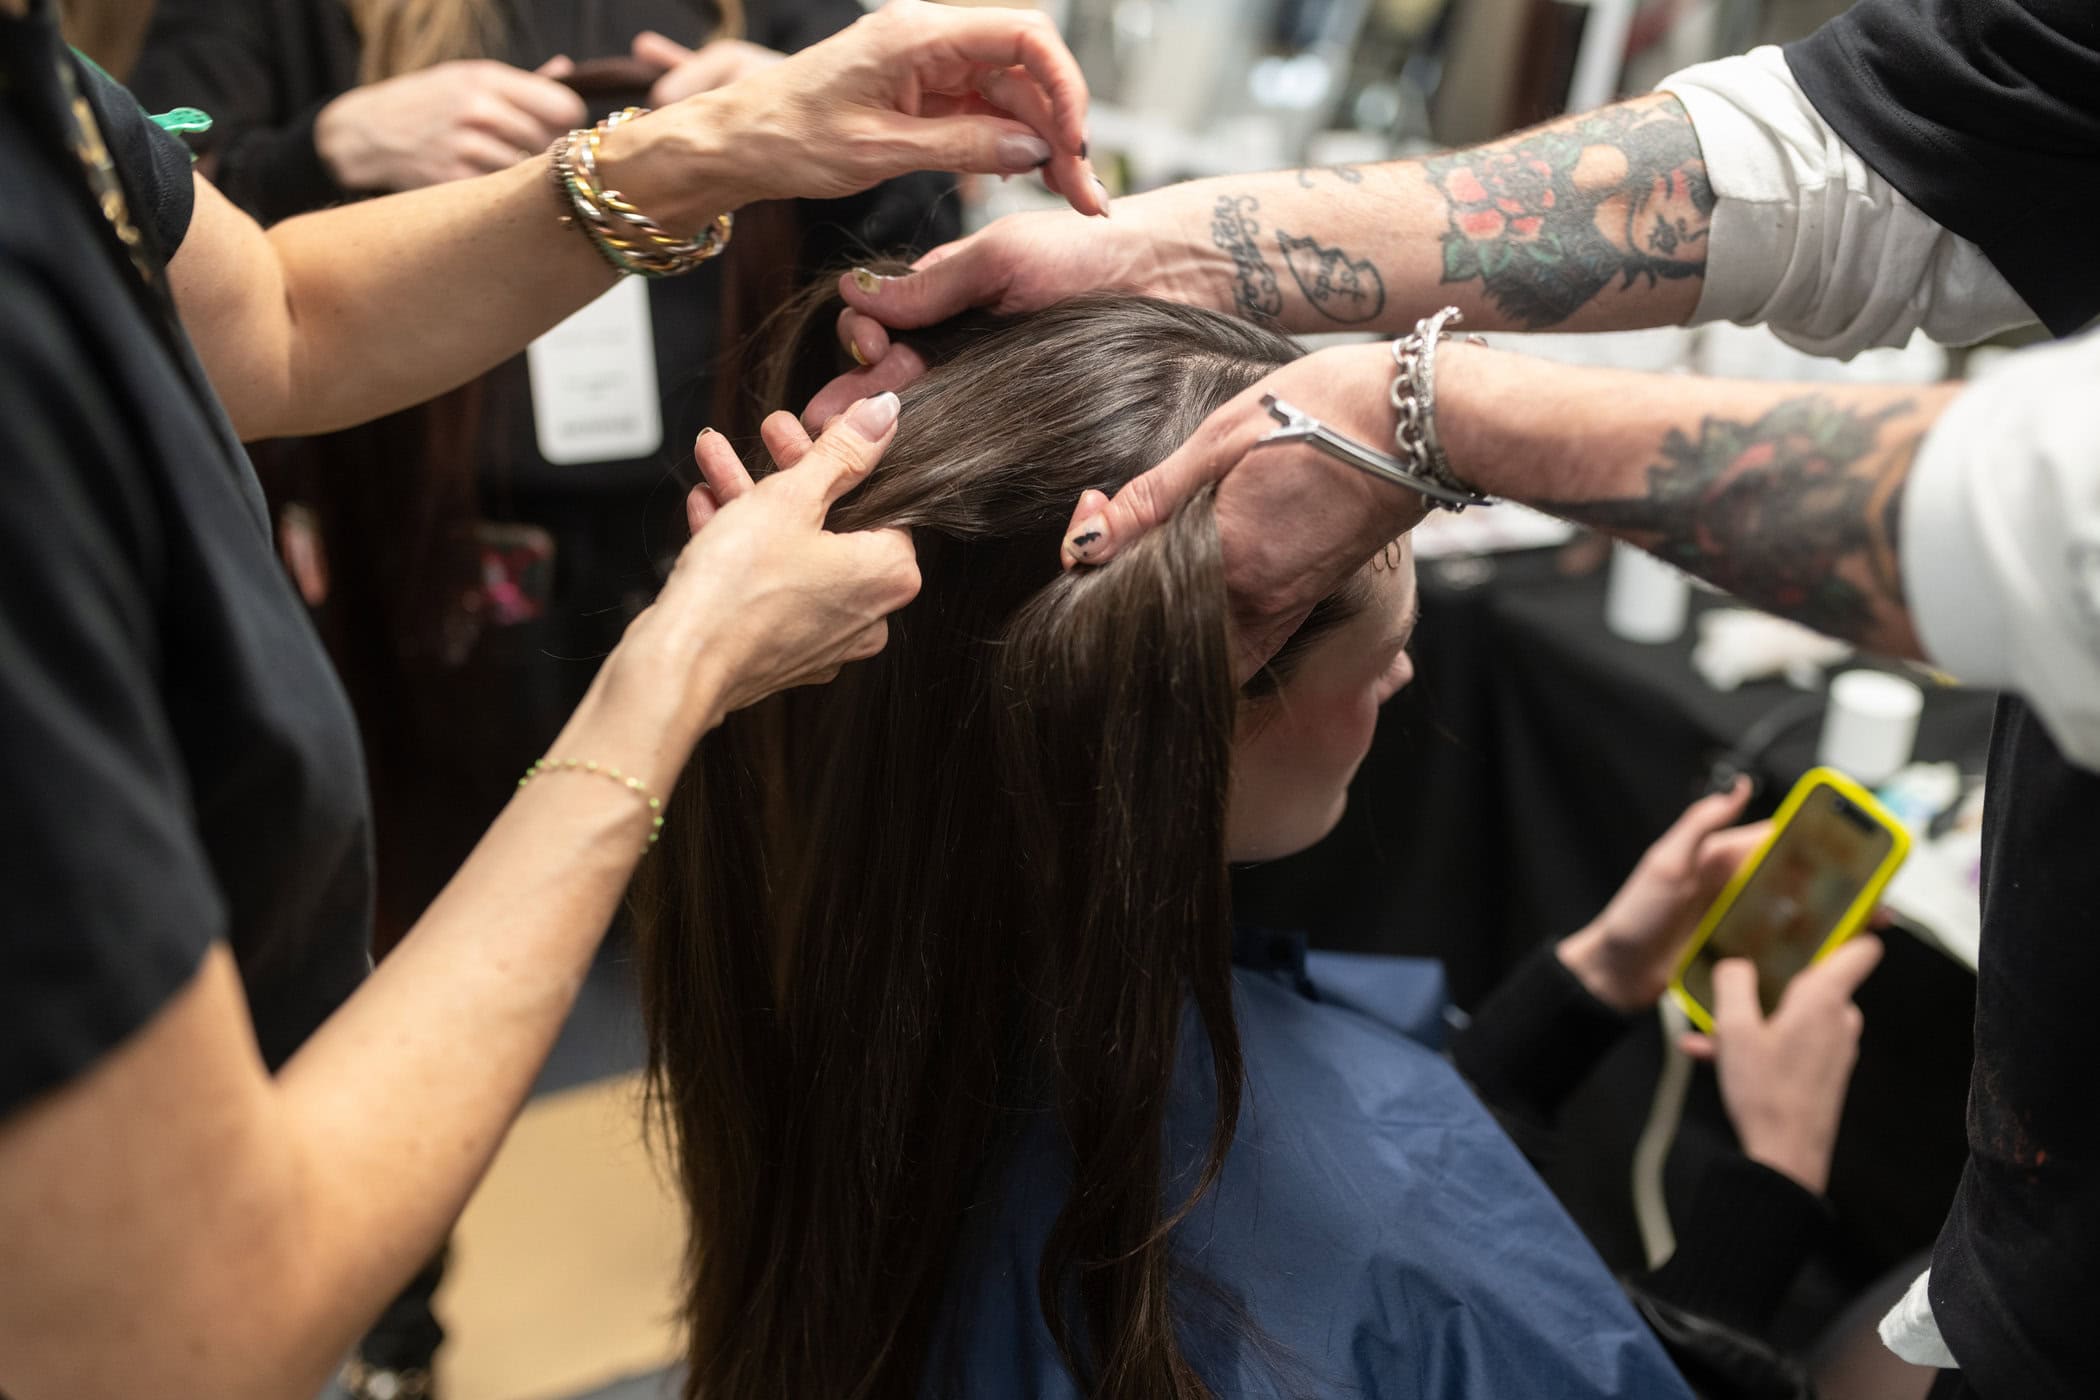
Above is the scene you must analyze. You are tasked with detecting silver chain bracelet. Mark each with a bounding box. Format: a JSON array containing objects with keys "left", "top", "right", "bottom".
[
  {"left": 1388, "top": 306, "right": 1490, "bottom": 511},
  {"left": 1254, "top": 306, "right": 1494, "bottom": 512}
]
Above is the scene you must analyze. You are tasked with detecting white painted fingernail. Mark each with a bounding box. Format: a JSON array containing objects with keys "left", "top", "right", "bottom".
[{"left": 844, "top": 391, "right": 900, "bottom": 439}]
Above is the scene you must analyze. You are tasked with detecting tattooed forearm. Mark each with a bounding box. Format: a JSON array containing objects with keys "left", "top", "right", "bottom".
[
  {"left": 1532, "top": 395, "right": 1922, "bottom": 651},
  {"left": 1210, "top": 193, "right": 1388, "bottom": 325},
  {"left": 1212, "top": 194, "right": 1283, "bottom": 323},
  {"left": 1277, "top": 229, "right": 1386, "bottom": 324},
  {"left": 1424, "top": 94, "right": 1713, "bottom": 329}
]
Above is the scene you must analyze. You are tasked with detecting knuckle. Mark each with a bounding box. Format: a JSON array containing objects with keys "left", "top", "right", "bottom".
[{"left": 894, "top": 560, "right": 923, "bottom": 604}]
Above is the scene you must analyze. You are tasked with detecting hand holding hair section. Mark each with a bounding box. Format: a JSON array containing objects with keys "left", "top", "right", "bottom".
[
  {"left": 661, "top": 392, "right": 917, "bottom": 723},
  {"left": 1057, "top": 340, "right": 1431, "bottom": 681}
]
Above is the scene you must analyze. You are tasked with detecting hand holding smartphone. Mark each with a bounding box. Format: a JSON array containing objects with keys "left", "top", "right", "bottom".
[{"left": 1669, "top": 767, "right": 1909, "bottom": 1033}]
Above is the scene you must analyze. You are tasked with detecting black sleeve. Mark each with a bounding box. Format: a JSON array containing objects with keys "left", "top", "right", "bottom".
[
  {"left": 1450, "top": 943, "right": 1642, "bottom": 1132},
  {"left": 1784, "top": 0, "right": 2100, "bottom": 337},
  {"left": 748, "top": 0, "right": 869, "bottom": 55},
  {"left": 1636, "top": 1153, "right": 1834, "bottom": 1338},
  {"left": 0, "top": 265, "right": 226, "bottom": 1118},
  {"left": 128, "top": 0, "right": 351, "bottom": 226},
  {"left": 71, "top": 51, "right": 196, "bottom": 258}
]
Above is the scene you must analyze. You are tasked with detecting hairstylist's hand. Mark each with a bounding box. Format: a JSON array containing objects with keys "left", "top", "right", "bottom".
[
  {"left": 648, "top": 0, "right": 1103, "bottom": 218},
  {"left": 616, "top": 393, "right": 919, "bottom": 734},
  {"left": 632, "top": 30, "right": 783, "bottom": 107},
  {"left": 806, "top": 197, "right": 1199, "bottom": 426},
  {"left": 314, "top": 57, "right": 587, "bottom": 192},
  {"left": 1681, "top": 937, "right": 1884, "bottom": 1195},
  {"left": 1042, "top": 343, "right": 1429, "bottom": 680},
  {"left": 1557, "top": 780, "right": 1762, "bottom": 1012}
]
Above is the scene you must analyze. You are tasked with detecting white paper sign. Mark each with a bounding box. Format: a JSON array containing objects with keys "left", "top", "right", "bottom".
[{"left": 526, "top": 276, "right": 663, "bottom": 465}]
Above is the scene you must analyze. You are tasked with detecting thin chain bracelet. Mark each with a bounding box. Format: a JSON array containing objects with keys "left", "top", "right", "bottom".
[{"left": 518, "top": 756, "right": 666, "bottom": 854}]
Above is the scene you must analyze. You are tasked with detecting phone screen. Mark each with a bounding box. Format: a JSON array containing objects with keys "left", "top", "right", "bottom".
[{"left": 1681, "top": 785, "right": 1895, "bottom": 1015}]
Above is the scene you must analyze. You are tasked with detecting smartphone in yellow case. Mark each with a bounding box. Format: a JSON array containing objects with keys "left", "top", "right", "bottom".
[{"left": 1670, "top": 766, "right": 1910, "bottom": 1033}]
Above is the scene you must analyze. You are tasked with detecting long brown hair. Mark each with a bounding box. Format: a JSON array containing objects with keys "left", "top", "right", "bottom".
[{"left": 635, "top": 293, "right": 1354, "bottom": 1398}]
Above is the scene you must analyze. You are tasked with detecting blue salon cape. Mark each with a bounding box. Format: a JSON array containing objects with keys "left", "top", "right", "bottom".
[{"left": 928, "top": 943, "right": 1695, "bottom": 1399}]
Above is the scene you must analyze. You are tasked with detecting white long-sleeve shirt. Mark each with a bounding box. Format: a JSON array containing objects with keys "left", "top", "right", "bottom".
[{"left": 1661, "top": 48, "right": 2100, "bottom": 774}]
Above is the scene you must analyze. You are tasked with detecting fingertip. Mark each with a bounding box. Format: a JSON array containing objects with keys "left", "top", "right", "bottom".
[
  {"left": 1064, "top": 510, "right": 1109, "bottom": 566},
  {"left": 684, "top": 482, "right": 718, "bottom": 534},
  {"left": 850, "top": 318, "right": 887, "bottom": 369}
]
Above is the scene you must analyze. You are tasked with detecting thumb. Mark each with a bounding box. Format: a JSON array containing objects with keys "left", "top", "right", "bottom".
[
  {"left": 1649, "top": 776, "right": 1753, "bottom": 875},
  {"left": 632, "top": 29, "right": 694, "bottom": 68},
  {"left": 1063, "top": 397, "right": 1248, "bottom": 568},
  {"left": 534, "top": 53, "right": 575, "bottom": 79},
  {"left": 839, "top": 238, "right": 987, "bottom": 333},
  {"left": 785, "top": 393, "right": 901, "bottom": 514},
  {"left": 1710, "top": 957, "right": 1765, "bottom": 1033}
]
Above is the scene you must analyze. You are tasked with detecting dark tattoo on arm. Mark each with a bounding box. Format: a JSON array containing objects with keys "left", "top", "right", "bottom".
[
  {"left": 1531, "top": 395, "right": 1923, "bottom": 651},
  {"left": 1277, "top": 229, "right": 1386, "bottom": 324},
  {"left": 1424, "top": 95, "right": 1714, "bottom": 329},
  {"left": 1211, "top": 194, "right": 1282, "bottom": 323}
]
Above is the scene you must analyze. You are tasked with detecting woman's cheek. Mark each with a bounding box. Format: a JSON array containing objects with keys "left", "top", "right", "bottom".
[
  {"left": 1322, "top": 687, "right": 1384, "bottom": 781},
  {"left": 1377, "top": 650, "right": 1415, "bottom": 704}
]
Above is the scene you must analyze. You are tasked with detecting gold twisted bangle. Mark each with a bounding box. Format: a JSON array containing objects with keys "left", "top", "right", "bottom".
[
  {"left": 548, "top": 107, "right": 733, "bottom": 279},
  {"left": 518, "top": 756, "right": 667, "bottom": 855}
]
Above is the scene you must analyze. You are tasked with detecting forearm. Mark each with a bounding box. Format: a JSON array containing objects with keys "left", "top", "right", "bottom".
[
  {"left": 183, "top": 108, "right": 738, "bottom": 440},
  {"left": 265, "top": 664, "right": 718, "bottom": 1375},
  {"left": 264, "top": 156, "right": 619, "bottom": 435},
  {"left": 0, "top": 669, "right": 721, "bottom": 1400},
  {"left": 1134, "top": 93, "right": 1712, "bottom": 337},
  {"left": 1438, "top": 345, "right": 1958, "bottom": 658}
]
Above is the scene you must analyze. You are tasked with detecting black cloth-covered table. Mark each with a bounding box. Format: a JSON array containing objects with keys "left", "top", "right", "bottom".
[{"left": 1232, "top": 544, "right": 1988, "bottom": 1314}]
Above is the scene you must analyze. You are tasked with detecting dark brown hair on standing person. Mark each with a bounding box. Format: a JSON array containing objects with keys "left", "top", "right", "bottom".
[{"left": 634, "top": 293, "right": 1366, "bottom": 1400}]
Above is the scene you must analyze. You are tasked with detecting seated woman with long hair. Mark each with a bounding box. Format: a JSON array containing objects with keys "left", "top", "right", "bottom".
[{"left": 634, "top": 295, "right": 1707, "bottom": 1399}]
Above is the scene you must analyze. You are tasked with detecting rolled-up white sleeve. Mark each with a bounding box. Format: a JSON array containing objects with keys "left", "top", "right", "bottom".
[
  {"left": 1900, "top": 329, "right": 2100, "bottom": 771},
  {"left": 1659, "top": 48, "right": 2038, "bottom": 360}
]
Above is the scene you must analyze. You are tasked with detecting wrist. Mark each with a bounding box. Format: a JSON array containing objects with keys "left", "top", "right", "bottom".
[
  {"left": 1556, "top": 924, "right": 1649, "bottom": 1013},
  {"left": 313, "top": 93, "right": 376, "bottom": 190},
  {"left": 1132, "top": 184, "right": 1242, "bottom": 315},
  {"left": 1740, "top": 1130, "right": 1831, "bottom": 1196},
  {"left": 579, "top": 625, "right": 732, "bottom": 789},
  {"left": 592, "top": 95, "right": 747, "bottom": 238}
]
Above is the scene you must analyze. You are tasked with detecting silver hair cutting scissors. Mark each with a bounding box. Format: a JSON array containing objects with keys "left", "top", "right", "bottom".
[{"left": 1255, "top": 394, "right": 1493, "bottom": 510}]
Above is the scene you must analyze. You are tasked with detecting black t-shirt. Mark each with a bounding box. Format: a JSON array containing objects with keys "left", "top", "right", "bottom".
[
  {"left": 1787, "top": 0, "right": 2100, "bottom": 339},
  {"left": 1787, "top": 6, "right": 2100, "bottom": 1397},
  {"left": 0, "top": 2, "right": 371, "bottom": 1114}
]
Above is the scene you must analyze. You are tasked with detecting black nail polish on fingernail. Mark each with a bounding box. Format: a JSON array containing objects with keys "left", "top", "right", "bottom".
[
  {"left": 1079, "top": 141, "right": 1089, "bottom": 159},
  {"left": 1070, "top": 531, "right": 1101, "bottom": 549}
]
